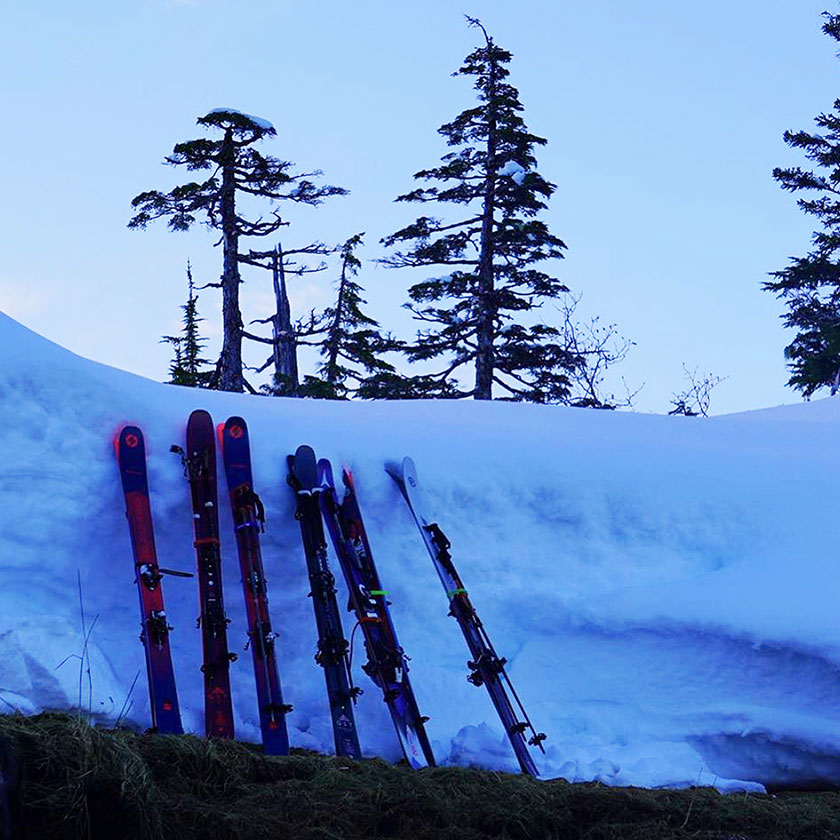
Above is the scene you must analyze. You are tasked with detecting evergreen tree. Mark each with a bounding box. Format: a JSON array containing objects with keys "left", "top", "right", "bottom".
[
  {"left": 765, "top": 12, "right": 840, "bottom": 398},
  {"left": 162, "top": 262, "right": 213, "bottom": 387},
  {"left": 129, "top": 108, "right": 346, "bottom": 392},
  {"left": 313, "top": 233, "right": 395, "bottom": 398},
  {"left": 380, "top": 19, "right": 579, "bottom": 402}
]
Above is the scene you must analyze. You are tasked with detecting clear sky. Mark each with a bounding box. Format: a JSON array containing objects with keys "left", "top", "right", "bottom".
[{"left": 1, "top": 0, "right": 836, "bottom": 414}]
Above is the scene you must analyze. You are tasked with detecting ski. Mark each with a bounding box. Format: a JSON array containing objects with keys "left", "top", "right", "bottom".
[
  {"left": 319, "top": 460, "right": 435, "bottom": 769},
  {"left": 171, "top": 410, "right": 236, "bottom": 739},
  {"left": 219, "top": 416, "right": 291, "bottom": 755},
  {"left": 387, "top": 456, "right": 546, "bottom": 777},
  {"left": 287, "top": 445, "right": 362, "bottom": 760},
  {"left": 115, "top": 425, "right": 184, "bottom": 735}
]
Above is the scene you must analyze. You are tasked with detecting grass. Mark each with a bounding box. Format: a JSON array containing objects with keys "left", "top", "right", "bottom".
[{"left": 0, "top": 713, "right": 839, "bottom": 839}]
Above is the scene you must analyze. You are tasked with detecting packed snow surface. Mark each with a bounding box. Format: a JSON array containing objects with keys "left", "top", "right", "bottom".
[{"left": 1, "top": 310, "right": 839, "bottom": 791}]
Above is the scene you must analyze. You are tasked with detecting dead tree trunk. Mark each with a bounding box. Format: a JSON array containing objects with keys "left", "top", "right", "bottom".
[{"left": 272, "top": 243, "right": 299, "bottom": 396}]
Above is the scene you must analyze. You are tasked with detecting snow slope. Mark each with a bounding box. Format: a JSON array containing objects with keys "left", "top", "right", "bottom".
[{"left": 1, "top": 310, "right": 839, "bottom": 791}]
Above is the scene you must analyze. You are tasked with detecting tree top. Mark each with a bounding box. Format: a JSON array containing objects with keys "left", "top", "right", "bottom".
[{"left": 198, "top": 108, "right": 276, "bottom": 138}]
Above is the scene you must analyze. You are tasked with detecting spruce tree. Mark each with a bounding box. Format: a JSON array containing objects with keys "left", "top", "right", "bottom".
[
  {"left": 381, "top": 19, "right": 579, "bottom": 402},
  {"left": 162, "top": 262, "right": 213, "bottom": 387},
  {"left": 313, "top": 233, "right": 395, "bottom": 398},
  {"left": 765, "top": 12, "right": 840, "bottom": 398},
  {"left": 129, "top": 108, "right": 346, "bottom": 392}
]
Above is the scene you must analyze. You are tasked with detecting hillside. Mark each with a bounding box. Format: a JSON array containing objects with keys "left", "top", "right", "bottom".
[{"left": 0, "top": 310, "right": 838, "bottom": 791}]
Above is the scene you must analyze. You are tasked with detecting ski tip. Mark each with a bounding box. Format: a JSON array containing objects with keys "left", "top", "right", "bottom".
[
  {"left": 115, "top": 425, "right": 144, "bottom": 460},
  {"left": 289, "top": 445, "right": 318, "bottom": 489},
  {"left": 289, "top": 445, "right": 317, "bottom": 471},
  {"left": 385, "top": 457, "right": 415, "bottom": 484},
  {"left": 317, "top": 458, "right": 335, "bottom": 489},
  {"left": 186, "top": 410, "right": 216, "bottom": 457},
  {"left": 341, "top": 465, "right": 355, "bottom": 490},
  {"left": 189, "top": 408, "right": 212, "bottom": 423},
  {"left": 220, "top": 416, "right": 248, "bottom": 447}
]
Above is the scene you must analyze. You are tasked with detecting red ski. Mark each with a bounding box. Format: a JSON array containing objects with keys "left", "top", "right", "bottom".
[
  {"left": 115, "top": 425, "right": 183, "bottom": 735},
  {"left": 172, "top": 410, "right": 236, "bottom": 739}
]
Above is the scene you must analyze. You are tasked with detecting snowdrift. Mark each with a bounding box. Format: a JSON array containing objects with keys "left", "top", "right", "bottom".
[{"left": 0, "top": 310, "right": 838, "bottom": 791}]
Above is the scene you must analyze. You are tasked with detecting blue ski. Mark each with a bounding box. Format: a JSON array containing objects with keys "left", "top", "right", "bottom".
[
  {"left": 288, "top": 445, "right": 362, "bottom": 760},
  {"left": 319, "top": 459, "right": 435, "bottom": 769},
  {"left": 387, "top": 456, "right": 546, "bottom": 777}
]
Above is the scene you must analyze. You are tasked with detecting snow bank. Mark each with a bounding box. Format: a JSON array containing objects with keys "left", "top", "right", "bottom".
[{"left": 0, "top": 309, "right": 838, "bottom": 791}]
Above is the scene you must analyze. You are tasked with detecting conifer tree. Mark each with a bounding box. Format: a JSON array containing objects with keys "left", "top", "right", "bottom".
[
  {"left": 765, "top": 12, "right": 840, "bottom": 398},
  {"left": 129, "top": 108, "right": 346, "bottom": 392},
  {"left": 250, "top": 235, "right": 394, "bottom": 399},
  {"left": 314, "top": 233, "right": 395, "bottom": 398},
  {"left": 162, "top": 262, "right": 213, "bottom": 387},
  {"left": 381, "top": 19, "right": 579, "bottom": 402}
]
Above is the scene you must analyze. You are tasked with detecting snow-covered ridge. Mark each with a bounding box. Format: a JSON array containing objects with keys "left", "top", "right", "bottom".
[{"left": 0, "top": 309, "right": 837, "bottom": 791}]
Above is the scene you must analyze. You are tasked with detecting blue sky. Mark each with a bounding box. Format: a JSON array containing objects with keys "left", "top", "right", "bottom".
[{"left": 1, "top": 0, "right": 836, "bottom": 413}]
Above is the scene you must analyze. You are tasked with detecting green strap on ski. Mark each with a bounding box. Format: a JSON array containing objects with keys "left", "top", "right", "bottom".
[{"left": 447, "top": 588, "right": 468, "bottom": 598}]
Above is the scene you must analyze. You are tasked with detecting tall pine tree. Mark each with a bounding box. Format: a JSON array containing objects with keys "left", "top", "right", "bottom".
[
  {"left": 129, "top": 108, "right": 346, "bottom": 392},
  {"left": 162, "top": 262, "right": 213, "bottom": 387},
  {"left": 315, "top": 233, "right": 394, "bottom": 398},
  {"left": 765, "top": 12, "right": 840, "bottom": 398},
  {"left": 381, "top": 19, "right": 579, "bottom": 402}
]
